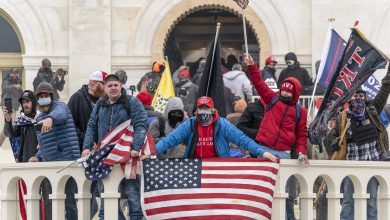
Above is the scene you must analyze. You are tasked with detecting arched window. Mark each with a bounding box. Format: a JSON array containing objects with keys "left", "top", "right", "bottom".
[{"left": 0, "top": 15, "right": 21, "bottom": 53}]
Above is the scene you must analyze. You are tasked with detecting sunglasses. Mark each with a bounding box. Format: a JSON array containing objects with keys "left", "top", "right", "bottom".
[{"left": 286, "top": 60, "right": 295, "bottom": 65}]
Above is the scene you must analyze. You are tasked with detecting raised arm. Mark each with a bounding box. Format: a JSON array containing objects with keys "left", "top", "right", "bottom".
[{"left": 245, "top": 55, "right": 277, "bottom": 104}]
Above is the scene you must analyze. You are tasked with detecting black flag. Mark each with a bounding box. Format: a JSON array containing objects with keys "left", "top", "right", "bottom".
[
  {"left": 309, "top": 28, "right": 388, "bottom": 147},
  {"left": 195, "top": 38, "right": 227, "bottom": 117}
]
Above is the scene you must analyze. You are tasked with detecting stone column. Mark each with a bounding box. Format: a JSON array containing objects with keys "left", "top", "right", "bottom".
[
  {"left": 75, "top": 193, "right": 92, "bottom": 220},
  {"left": 25, "top": 194, "right": 41, "bottom": 220},
  {"left": 353, "top": 193, "right": 370, "bottom": 220},
  {"left": 50, "top": 193, "right": 66, "bottom": 220},
  {"left": 68, "top": 0, "right": 112, "bottom": 93},
  {"left": 101, "top": 192, "right": 121, "bottom": 220},
  {"left": 1, "top": 193, "right": 18, "bottom": 220},
  {"left": 327, "top": 192, "right": 343, "bottom": 219},
  {"left": 299, "top": 192, "right": 316, "bottom": 220}
]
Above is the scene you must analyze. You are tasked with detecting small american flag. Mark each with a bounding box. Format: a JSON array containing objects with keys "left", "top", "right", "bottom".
[
  {"left": 141, "top": 158, "right": 279, "bottom": 220},
  {"left": 234, "top": 0, "right": 249, "bottom": 9},
  {"left": 84, "top": 119, "right": 156, "bottom": 180}
]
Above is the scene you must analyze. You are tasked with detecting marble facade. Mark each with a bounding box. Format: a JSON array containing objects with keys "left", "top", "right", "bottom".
[{"left": 0, "top": 0, "right": 389, "bottom": 100}]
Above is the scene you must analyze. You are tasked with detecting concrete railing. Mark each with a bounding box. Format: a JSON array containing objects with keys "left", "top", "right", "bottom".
[{"left": 1, "top": 160, "right": 390, "bottom": 220}]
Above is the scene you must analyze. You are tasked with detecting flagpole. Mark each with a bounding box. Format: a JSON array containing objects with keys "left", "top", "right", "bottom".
[
  {"left": 307, "top": 18, "right": 335, "bottom": 119},
  {"left": 241, "top": 8, "right": 249, "bottom": 55},
  {"left": 206, "top": 22, "right": 221, "bottom": 96}
]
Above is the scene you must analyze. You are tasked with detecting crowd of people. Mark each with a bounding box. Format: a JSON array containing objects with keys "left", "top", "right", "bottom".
[{"left": 1, "top": 49, "right": 390, "bottom": 220}]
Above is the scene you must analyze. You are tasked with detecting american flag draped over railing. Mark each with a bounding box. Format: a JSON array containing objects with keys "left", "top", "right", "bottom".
[
  {"left": 141, "top": 158, "right": 279, "bottom": 220},
  {"left": 83, "top": 119, "right": 156, "bottom": 180}
]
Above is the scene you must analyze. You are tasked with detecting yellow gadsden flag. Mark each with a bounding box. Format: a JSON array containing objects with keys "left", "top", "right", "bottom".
[{"left": 152, "top": 60, "right": 175, "bottom": 113}]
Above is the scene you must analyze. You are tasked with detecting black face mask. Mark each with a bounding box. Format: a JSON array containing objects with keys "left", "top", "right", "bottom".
[
  {"left": 168, "top": 110, "right": 184, "bottom": 127},
  {"left": 280, "top": 96, "right": 292, "bottom": 104}
]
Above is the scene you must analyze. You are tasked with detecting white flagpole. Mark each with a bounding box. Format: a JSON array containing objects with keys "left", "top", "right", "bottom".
[
  {"left": 242, "top": 8, "right": 249, "bottom": 55},
  {"left": 307, "top": 18, "right": 335, "bottom": 118}
]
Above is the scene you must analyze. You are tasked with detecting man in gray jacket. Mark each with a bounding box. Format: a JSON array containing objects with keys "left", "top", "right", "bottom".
[{"left": 149, "top": 97, "right": 186, "bottom": 158}]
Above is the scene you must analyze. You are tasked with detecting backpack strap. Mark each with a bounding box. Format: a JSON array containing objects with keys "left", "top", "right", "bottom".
[
  {"left": 157, "top": 116, "right": 166, "bottom": 138},
  {"left": 266, "top": 95, "right": 280, "bottom": 112},
  {"left": 266, "top": 95, "right": 301, "bottom": 125},
  {"left": 95, "top": 95, "right": 132, "bottom": 122}
]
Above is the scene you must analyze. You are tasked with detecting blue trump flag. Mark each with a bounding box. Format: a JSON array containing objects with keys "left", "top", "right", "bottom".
[{"left": 318, "top": 29, "right": 347, "bottom": 87}]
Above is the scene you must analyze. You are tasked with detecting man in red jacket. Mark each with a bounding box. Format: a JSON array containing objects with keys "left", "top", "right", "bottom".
[{"left": 245, "top": 54, "right": 308, "bottom": 220}]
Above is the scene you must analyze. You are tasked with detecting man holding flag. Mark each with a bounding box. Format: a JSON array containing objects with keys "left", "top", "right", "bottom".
[
  {"left": 82, "top": 74, "right": 148, "bottom": 220},
  {"left": 308, "top": 27, "right": 389, "bottom": 220},
  {"left": 328, "top": 69, "right": 390, "bottom": 220}
]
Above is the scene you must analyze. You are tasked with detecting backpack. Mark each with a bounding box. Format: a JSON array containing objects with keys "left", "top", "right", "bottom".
[{"left": 266, "top": 95, "right": 301, "bottom": 124}]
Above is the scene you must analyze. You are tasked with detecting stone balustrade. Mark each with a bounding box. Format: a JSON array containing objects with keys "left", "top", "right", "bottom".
[{"left": 1, "top": 160, "right": 390, "bottom": 220}]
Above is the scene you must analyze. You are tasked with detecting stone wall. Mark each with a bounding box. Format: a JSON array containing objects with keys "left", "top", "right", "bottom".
[{"left": 0, "top": 0, "right": 389, "bottom": 99}]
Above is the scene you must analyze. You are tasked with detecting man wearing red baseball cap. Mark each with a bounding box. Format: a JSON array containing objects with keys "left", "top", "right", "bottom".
[{"left": 156, "top": 96, "right": 277, "bottom": 161}]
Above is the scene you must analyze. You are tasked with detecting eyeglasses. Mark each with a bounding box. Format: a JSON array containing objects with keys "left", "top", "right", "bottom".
[{"left": 353, "top": 94, "right": 365, "bottom": 99}]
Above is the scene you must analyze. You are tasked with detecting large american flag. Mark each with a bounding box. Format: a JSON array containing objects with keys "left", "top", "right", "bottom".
[
  {"left": 141, "top": 158, "right": 279, "bottom": 220},
  {"left": 84, "top": 119, "right": 156, "bottom": 180}
]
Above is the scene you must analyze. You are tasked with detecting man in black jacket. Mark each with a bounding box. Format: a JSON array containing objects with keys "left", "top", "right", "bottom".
[
  {"left": 68, "top": 70, "right": 107, "bottom": 150},
  {"left": 3, "top": 90, "right": 38, "bottom": 162},
  {"left": 67, "top": 70, "right": 107, "bottom": 219},
  {"left": 237, "top": 99, "right": 265, "bottom": 140},
  {"left": 278, "top": 52, "right": 313, "bottom": 88}
]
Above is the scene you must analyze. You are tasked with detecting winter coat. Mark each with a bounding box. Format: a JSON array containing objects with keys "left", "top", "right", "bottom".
[
  {"left": 83, "top": 91, "right": 148, "bottom": 151},
  {"left": 330, "top": 77, "right": 390, "bottom": 160},
  {"left": 149, "top": 97, "right": 185, "bottom": 158},
  {"left": 1, "top": 75, "right": 23, "bottom": 111},
  {"left": 156, "top": 116, "right": 266, "bottom": 158},
  {"left": 5, "top": 114, "right": 38, "bottom": 162},
  {"left": 67, "top": 85, "right": 98, "bottom": 149},
  {"left": 278, "top": 65, "right": 313, "bottom": 88},
  {"left": 237, "top": 100, "right": 265, "bottom": 140},
  {"left": 174, "top": 80, "right": 199, "bottom": 107},
  {"left": 248, "top": 64, "right": 308, "bottom": 155},
  {"left": 35, "top": 101, "right": 80, "bottom": 161},
  {"left": 223, "top": 70, "right": 253, "bottom": 100}
]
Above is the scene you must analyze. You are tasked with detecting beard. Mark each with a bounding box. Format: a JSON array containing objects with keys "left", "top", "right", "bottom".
[
  {"left": 38, "top": 105, "right": 51, "bottom": 113},
  {"left": 92, "top": 85, "right": 106, "bottom": 97}
]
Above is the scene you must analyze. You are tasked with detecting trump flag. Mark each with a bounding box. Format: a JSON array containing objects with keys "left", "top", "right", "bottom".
[{"left": 141, "top": 158, "right": 279, "bottom": 220}]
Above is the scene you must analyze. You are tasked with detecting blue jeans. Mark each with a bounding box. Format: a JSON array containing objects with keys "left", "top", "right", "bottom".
[
  {"left": 340, "top": 177, "right": 378, "bottom": 220},
  {"left": 99, "top": 175, "right": 144, "bottom": 220},
  {"left": 65, "top": 178, "right": 78, "bottom": 220},
  {"left": 261, "top": 145, "right": 296, "bottom": 220}
]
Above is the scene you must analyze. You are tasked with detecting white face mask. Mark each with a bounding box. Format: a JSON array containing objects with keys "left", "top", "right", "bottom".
[{"left": 38, "top": 97, "right": 51, "bottom": 105}]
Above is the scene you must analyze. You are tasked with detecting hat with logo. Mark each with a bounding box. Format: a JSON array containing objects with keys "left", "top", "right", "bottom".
[
  {"left": 196, "top": 96, "right": 214, "bottom": 108},
  {"left": 280, "top": 81, "right": 295, "bottom": 94}
]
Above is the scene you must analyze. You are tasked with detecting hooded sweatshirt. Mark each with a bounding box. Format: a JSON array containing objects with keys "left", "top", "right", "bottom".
[
  {"left": 248, "top": 64, "right": 308, "bottom": 155},
  {"left": 5, "top": 90, "right": 39, "bottom": 162},
  {"left": 149, "top": 97, "right": 185, "bottom": 158},
  {"left": 223, "top": 70, "right": 253, "bottom": 100}
]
